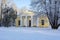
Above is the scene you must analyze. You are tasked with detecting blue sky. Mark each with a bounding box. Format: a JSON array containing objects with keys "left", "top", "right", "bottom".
[{"left": 13, "top": 0, "right": 31, "bottom": 9}]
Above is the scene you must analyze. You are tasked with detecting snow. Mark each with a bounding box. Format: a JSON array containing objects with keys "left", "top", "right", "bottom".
[{"left": 0, "top": 27, "right": 60, "bottom": 40}]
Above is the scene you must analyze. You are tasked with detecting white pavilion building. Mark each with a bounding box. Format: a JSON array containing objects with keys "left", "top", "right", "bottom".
[{"left": 15, "top": 8, "right": 50, "bottom": 28}]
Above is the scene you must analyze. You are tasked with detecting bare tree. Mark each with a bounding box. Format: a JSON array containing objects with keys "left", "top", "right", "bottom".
[{"left": 31, "top": 0, "right": 60, "bottom": 29}]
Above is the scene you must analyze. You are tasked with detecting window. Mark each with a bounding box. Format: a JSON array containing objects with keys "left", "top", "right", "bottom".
[{"left": 41, "top": 20, "right": 44, "bottom": 25}]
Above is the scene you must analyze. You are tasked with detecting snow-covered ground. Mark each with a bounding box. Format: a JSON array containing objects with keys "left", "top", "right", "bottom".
[{"left": 0, "top": 27, "right": 60, "bottom": 40}]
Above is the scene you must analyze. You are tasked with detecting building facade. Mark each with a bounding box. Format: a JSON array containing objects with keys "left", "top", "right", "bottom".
[{"left": 15, "top": 9, "right": 50, "bottom": 28}]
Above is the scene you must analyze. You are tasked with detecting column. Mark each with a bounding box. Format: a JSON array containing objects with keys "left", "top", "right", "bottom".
[
  {"left": 20, "top": 16, "right": 22, "bottom": 27},
  {"left": 37, "top": 18, "right": 39, "bottom": 27},
  {"left": 25, "top": 16, "right": 27, "bottom": 27},
  {"left": 31, "top": 16, "right": 33, "bottom": 27}
]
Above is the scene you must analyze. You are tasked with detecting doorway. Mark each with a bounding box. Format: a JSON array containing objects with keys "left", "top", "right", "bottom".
[
  {"left": 18, "top": 20, "right": 20, "bottom": 26},
  {"left": 29, "top": 20, "right": 31, "bottom": 27}
]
